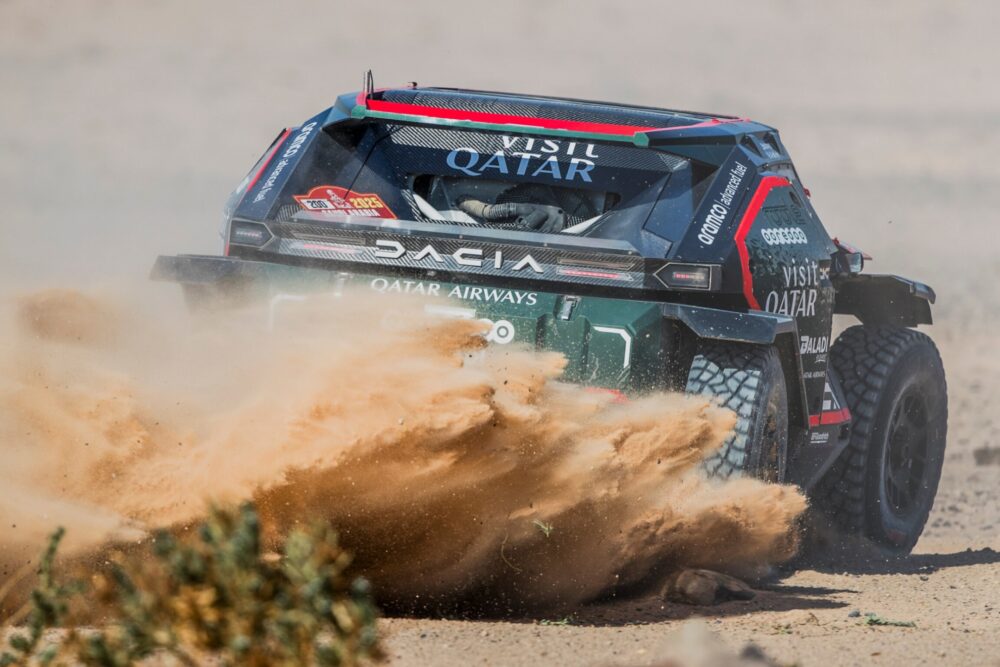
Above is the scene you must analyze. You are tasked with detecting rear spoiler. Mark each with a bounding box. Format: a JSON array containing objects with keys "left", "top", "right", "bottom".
[{"left": 343, "top": 89, "right": 762, "bottom": 149}]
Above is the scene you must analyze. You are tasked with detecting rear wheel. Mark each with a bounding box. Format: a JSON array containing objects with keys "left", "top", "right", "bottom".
[
  {"left": 814, "top": 326, "right": 947, "bottom": 553},
  {"left": 685, "top": 342, "right": 788, "bottom": 482}
]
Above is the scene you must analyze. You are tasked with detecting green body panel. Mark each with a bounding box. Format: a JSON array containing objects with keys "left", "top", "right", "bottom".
[{"left": 180, "top": 260, "right": 665, "bottom": 391}]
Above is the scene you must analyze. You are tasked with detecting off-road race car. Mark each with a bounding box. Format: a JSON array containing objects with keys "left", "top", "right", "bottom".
[{"left": 153, "top": 80, "right": 948, "bottom": 554}]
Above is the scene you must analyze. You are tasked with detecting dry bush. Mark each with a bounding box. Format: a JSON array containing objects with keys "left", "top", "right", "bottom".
[{"left": 1, "top": 504, "right": 382, "bottom": 666}]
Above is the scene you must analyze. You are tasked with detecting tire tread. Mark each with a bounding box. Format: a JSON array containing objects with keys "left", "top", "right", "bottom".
[{"left": 686, "top": 342, "right": 775, "bottom": 478}]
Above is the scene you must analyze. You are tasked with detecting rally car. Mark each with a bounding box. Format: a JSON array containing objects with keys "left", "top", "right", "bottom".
[{"left": 153, "top": 80, "right": 948, "bottom": 553}]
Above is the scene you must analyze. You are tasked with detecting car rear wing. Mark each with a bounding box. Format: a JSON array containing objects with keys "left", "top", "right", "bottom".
[{"left": 338, "top": 88, "right": 770, "bottom": 158}]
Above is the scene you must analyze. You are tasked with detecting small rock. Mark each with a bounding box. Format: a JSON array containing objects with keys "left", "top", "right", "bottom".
[
  {"left": 972, "top": 445, "right": 1000, "bottom": 466},
  {"left": 661, "top": 569, "right": 755, "bottom": 606},
  {"left": 848, "top": 610, "right": 861, "bottom": 618},
  {"left": 740, "top": 643, "right": 769, "bottom": 662}
]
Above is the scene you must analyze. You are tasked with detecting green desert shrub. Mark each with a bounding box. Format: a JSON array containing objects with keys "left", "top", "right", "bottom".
[{"left": 1, "top": 504, "right": 382, "bottom": 666}]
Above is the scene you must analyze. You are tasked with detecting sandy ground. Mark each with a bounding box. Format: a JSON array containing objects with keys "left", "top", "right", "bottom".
[{"left": 2, "top": 1, "right": 999, "bottom": 665}]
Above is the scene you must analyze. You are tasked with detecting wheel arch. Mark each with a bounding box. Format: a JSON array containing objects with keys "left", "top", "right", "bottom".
[{"left": 661, "top": 303, "right": 810, "bottom": 432}]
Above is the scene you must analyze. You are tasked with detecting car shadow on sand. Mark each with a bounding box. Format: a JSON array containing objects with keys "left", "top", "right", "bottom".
[
  {"left": 385, "top": 577, "right": 855, "bottom": 626},
  {"left": 542, "top": 582, "right": 855, "bottom": 628},
  {"left": 798, "top": 545, "right": 1000, "bottom": 576},
  {"left": 385, "top": 548, "right": 1000, "bottom": 626},
  {"left": 532, "top": 546, "right": 1000, "bottom": 627}
]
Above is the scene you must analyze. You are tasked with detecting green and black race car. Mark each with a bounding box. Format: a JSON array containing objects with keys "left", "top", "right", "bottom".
[{"left": 153, "top": 81, "right": 947, "bottom": 554}]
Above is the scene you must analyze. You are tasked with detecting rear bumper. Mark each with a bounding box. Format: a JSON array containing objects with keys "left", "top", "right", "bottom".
[{"left": 153, "top": 254, "right": 798, "bottom": 393}]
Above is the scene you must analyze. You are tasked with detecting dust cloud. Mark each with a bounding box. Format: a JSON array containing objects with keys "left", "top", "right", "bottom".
[{"left": 0, "top": 288, "right": 806, "bottom": 612}]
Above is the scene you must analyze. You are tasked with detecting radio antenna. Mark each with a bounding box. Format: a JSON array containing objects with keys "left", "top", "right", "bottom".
[{"left": 363, "top": 70, "right": 374, "bottom": 100}]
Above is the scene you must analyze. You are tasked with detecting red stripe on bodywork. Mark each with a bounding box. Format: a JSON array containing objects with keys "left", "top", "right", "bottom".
[
  {"left": 356, "top": 87, "right": 398, "bottom": 107},
  {"left": 367, "top": 99, "right": 649, "bottom": 135},
  {"left": 362, "top": 97, "right": 744, "bottom": 137},
  {"left": 244, "top": 129, "right": 291, "bottom": 195},
  {"left": 733, "top": 176, "right": 791, "bottom": 310},
  {"left": 809, "top": 408, "right": 851, "bottom": 427},
  {"left": 228, "top": 128, "right": 292, "bottom": 257}
]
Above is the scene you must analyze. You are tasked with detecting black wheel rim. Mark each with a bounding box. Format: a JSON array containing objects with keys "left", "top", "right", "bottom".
[{"left": 882, "top": 385, "right": 930, "bottom": 517}]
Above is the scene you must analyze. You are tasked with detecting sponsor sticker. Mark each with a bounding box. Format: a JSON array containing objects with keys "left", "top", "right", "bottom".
[
  {"left": 697, "top": 162, "right": 747, "bottom": 245},
  {"left": 799, "top": 335, "right": 829, "bottom": 356},
  {"left": 765, "top": 259, "right": 820, "bottom": 317},
  {"left": 368, "top": 278, "right": 539, "bottom": 306},
  {"left": 446, "top": 135, "right": 599, "bottom": 183},
  {"left": 761, "top": 227, "right": 808, "bottom": 245},
  {"left": 481, "top": 318, "right": 516, "bottom": 344},
  {"left": 295, "top": 185, "right": 396, "bottom": 219},
  {"left": 253, "top": 122, "right": 318, "bottom": 204}
]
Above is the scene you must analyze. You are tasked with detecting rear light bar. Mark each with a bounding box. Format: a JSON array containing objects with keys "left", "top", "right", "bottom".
[
  {"left": 556, "top": 267, "right": 634, "bottom": 282},
  {"left": 234, "top": 217, "right": 728, "bottom": 294}
]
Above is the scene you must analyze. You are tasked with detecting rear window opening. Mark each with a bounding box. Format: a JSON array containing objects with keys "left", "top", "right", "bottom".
[
  {"left": 409, "top": 174, "right": 620, "bottom": 235},
  {"left": 273, "top": 121, "right": 690, "bottom": 247}
]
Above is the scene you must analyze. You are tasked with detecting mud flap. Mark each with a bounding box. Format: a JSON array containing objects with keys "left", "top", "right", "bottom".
[{"left": 787, "top": 371, "right": 853, "bottom": 489}]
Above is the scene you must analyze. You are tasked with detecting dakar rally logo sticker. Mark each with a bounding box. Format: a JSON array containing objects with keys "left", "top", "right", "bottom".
[{"left": 294, "top": 185, "right": 397, "bottom": 219}]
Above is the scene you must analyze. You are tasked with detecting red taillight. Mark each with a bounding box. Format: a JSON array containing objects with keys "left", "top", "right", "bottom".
[
  {"left": 584, "top": 387, "right": 628, "bottom": 403},
  {"left": 655, "top": 263, "right": 715, "bottom": 290}
]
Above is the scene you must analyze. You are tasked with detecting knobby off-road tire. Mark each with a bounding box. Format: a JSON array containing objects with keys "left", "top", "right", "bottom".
[
  {"left": 814, "top": 326, "right": 947, "bottom": 553},
  {"left": 685, "top": 342, "right": 788, "bottom": 482}
]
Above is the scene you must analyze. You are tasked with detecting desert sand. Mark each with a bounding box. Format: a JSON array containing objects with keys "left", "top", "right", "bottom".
[{"left": 1, "top": 1, "right": 998, "bottom": 665}]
